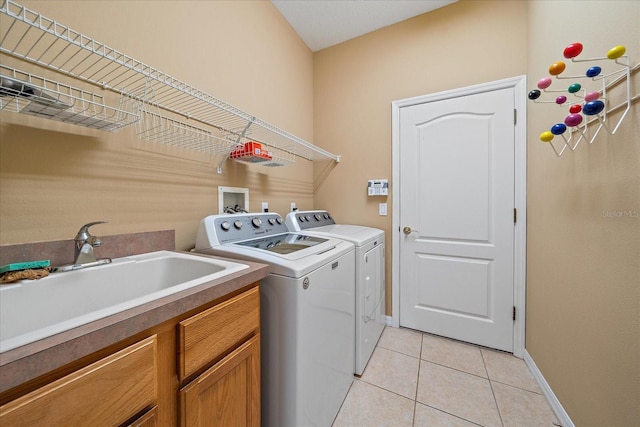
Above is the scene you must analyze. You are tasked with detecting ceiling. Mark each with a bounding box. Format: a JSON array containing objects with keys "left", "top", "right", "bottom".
[{"left": 271, "top": 0, "right": 457, "bottom": 52}]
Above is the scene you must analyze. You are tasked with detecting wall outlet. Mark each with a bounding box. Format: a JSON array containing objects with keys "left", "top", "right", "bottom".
[
  {"left": 262, "top": 202, "right": 269, "bottom": 212},
  {"left": 291, "top": 202, "right": 297, "bottom": 211}
]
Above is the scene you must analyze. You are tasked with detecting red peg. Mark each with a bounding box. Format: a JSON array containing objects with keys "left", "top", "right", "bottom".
[{"left": 563, "top": 43, "right": 583, "bottom": 59}]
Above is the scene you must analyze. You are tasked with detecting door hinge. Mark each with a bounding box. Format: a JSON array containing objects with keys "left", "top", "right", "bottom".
[
  {"left": 514, "top": 208, "right": 517, "bottom": 224},
  {"left": 513, "top": 306, "right": 516, "bottom": 321},
  {"left": 514, "top": 108, "right": 517, "bottom": 125}
]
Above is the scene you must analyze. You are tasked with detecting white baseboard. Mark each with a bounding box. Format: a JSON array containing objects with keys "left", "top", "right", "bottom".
[
  {"left": 385, "top": 315, "right": 393, "bottom": 326},
  {"left": 524, "top": 350, "right": 574, "bottom": 427}
]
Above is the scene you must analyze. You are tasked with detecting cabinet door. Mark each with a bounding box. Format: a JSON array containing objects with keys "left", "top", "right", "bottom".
[
  {"left": 127, "top": 406, "right": 158, "bottom": 427},
  {"left": 0, "top": 336, "right": 157, "bottom": 426},
  {"left": 180, "top": 334, "right": 260, "bottom": 427}
]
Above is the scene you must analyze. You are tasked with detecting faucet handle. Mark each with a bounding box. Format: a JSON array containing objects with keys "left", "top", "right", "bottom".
[
  {"left": 75, "top": 221, "right": 108, "bottom": 240},
  {"left": 87, "top": 235, "right": 102, "bottom": 247}
]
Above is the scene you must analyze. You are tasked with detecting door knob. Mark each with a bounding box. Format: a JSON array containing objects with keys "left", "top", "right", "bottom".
[{"left": 403, "top": 226, "right": 417, "bottom": 235}]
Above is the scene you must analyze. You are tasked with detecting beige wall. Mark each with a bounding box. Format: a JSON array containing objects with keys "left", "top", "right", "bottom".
[
  {"left": 0, "top": 0, "right": 315, "bottom": 250},
  {"left": 526, "top": 1, "right": 639, "bottom": 426},
  {"left": 314, "top": 0, "right": 639, "bottom": 425},
  {"left": 313, "top": 0, "right": 528, "bottom": 315}
]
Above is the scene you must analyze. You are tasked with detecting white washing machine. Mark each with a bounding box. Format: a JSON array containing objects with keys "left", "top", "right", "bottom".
[
  {"left": 286, "top": 210, "right": 386, "bottom": 376},
  {"left": 195, "top": 212, "right": 355, "bottom": 427}
]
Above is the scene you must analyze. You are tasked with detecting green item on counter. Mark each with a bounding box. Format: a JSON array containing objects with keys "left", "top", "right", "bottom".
[{"left": 0, "top": 260, "right": 51, "bottom": 274}]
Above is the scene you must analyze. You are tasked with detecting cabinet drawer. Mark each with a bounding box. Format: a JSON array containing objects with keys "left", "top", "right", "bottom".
[
  {"left": 179, "top": 286, "right": 259, "bottom": 380},
  {"left": 0, "top": 335, "right": 158, "bottom": 426}
]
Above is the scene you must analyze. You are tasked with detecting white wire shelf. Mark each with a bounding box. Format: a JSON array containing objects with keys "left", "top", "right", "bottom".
[
  {"left": 136, "top": 110, "right": 231, "bottom": 155},
  {"left": 0, "top": 0, "right": 340, "bottom": 166},
  {"left": 0, "top": 65, "right": 138, "bottom": 131}
]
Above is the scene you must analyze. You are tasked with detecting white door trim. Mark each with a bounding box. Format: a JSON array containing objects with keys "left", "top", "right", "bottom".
[{"left": 391, "top": 75, "right": 527, "bottom": 358}]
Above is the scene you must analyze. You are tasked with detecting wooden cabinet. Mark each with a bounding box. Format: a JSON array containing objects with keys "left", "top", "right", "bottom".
[
  {"left": 0, "top": 336, "right": 157, "bottom": 426},
  {"left": 180, "top": 334, "right": 260, "bottom": 427},
  {"left": 179, "top": 286, "right": 261, "bottom": 427},
  {"left": 0, "top": 284, "right": 261, "bottom": 427}
]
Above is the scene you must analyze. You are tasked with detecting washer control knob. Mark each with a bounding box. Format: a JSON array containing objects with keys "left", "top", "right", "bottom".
[
  {"left": 314, "top": 214, "right": 321, "bottom": 221},
  {"left": 268, "top": 218, "right": 276, "bottom": 225},
  {"left": 298, "top": 216, "right": 305, "bottom": 222},
  {"left": 234, "top": 220, "right": 243, "bottom": 230},
  {"left": 305, "top": 215, "right": 311, "bottom": 221},
  {"left": 324, "top": 213, "right": 330, "bottom": 219},
  {"left": 252, "top": 218, "right": 262, "bottom": 228},
  {"left": 220, "top": 221, "right": 231, "bottom": 231},
  {"left": 276, "top": 217, "right": 283, "bottom": 224}
]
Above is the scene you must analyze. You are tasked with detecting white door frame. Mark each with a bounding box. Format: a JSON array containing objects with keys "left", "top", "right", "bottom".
[{"left": 391, "top": 75, "right": 527, "bottom": 358}]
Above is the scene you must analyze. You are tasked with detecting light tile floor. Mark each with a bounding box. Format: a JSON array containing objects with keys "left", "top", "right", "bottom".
[{"left": 333, "top": 327, "right": 560, "bottom": 427}]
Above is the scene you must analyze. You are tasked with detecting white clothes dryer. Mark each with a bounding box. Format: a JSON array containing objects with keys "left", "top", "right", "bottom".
[
  {"left": 286, "top": 210, "right": 386, "bottom": 376},
  {"left": 195, "top": 212, "right": 355, "bottom": 427}
]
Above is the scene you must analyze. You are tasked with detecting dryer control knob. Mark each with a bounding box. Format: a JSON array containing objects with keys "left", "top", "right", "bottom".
[
  {"left": 268, "top": 218, "right": 276, "bottom": 225},
  {"left": 305, "top": 215, "right": 311, "bottom": 221},
  {"left": 276, "top": 217, "right": 283, "bottom": 224},
  {"left": 252, "top": 218, "right": 262, "bottom": 228},
  {"left": 314, "top": 214, "right": 321, "bottom": 221},
  {"left": 220, "top": 221, "right": 231, "bottom": 231},
  {"left": 234, "top": 220, "right": 243, "bottom": 229}
]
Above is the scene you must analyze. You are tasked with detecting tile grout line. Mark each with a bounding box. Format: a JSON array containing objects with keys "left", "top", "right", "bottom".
[
  {"left": 411, "top": 333, "right": 423, "bottom": 426},
  {"left": 417, "top": 332, "right": 502, "bottom": 427},
  {"left": 421, "top": 404, "right": 487, "bottom": 427},
  {"left": 481, "top": 348, "right": 505, "bottom": 427},
  {"left": 330, "top": 377, "right": 356, "bottom": 427},
  {"left": 355, "top": 377, "right": 417, "bottom": 404},
  {"left": 420, "top": 358, "right": 491, "bottom": 381},
  {"left": 479, "top": 347, "right": 547, "bottom": 395},
  {"left": 377, "top": 345, "right": 419, "bottom": 358},
  {"left": 489, "top": 378, "right": 545, "bottom": 395}
]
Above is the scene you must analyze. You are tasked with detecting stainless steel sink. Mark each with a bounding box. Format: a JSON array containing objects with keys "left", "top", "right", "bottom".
[{"left": 0, "top": 251, "right": 248, "bottom": 353}]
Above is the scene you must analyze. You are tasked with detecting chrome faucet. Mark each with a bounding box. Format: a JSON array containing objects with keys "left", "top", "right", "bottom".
[
  {"left": 54, "top": 221, "right": 112, "bottom": 272},
  {"left": 74, "top": 221, "right": 107, "bottom": 264}
]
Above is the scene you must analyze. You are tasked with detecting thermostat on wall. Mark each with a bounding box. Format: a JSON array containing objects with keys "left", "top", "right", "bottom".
[{"left": 367, "top": 179, "right": 388, "bottom": 196}]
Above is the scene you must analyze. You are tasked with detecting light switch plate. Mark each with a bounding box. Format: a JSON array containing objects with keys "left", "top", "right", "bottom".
[{"left": 379, "top": 203, "right": 387, "bottom": 216}]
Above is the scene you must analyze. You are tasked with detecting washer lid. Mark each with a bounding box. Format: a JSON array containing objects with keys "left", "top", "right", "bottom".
[
  {"left": 197, "top": 237, "right": 354, "bottom": 277},
  {"left": 285, "top": 211, "right": 384, "bottom": 246},
  {"left": 235, "top": 233, "right": 328, "bottom": 254},
  {"left": 305, "top": 224, "right": 384, "bottom": 246}
]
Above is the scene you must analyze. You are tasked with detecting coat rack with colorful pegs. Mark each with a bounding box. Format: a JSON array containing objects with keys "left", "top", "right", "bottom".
[{"left": 528, "top": 42, "right": 635, "bottom": 157}]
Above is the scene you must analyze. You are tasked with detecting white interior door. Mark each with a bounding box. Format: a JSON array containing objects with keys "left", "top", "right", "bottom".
[{"left": 398, "top": 85, "right": 515, "bottom": 352}]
